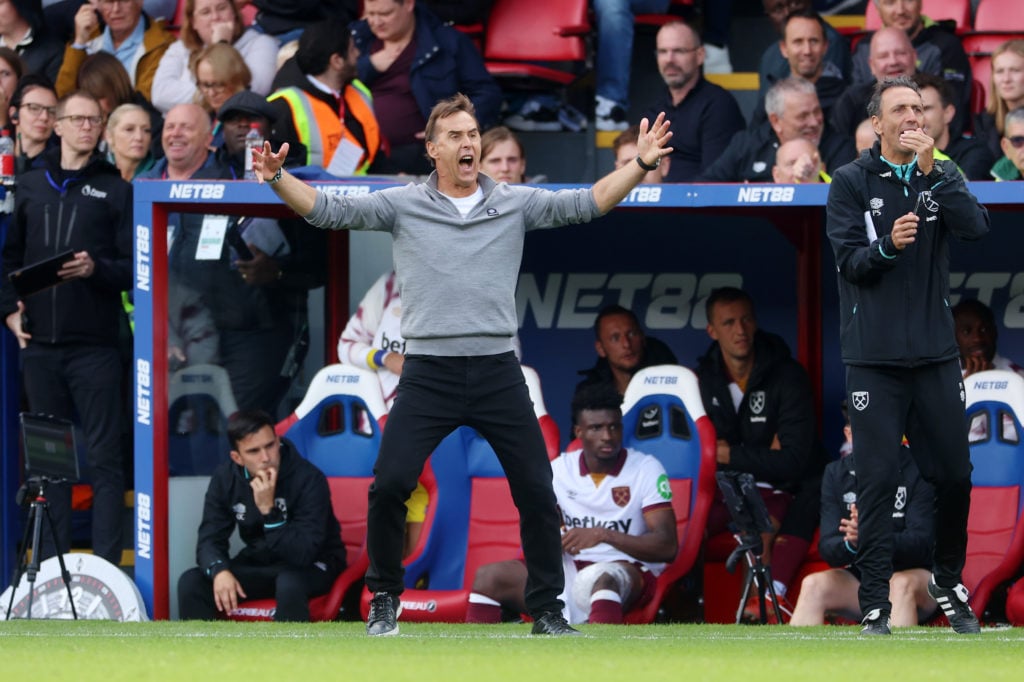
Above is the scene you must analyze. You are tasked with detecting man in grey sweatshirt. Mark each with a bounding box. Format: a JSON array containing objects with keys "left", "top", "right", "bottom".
[{"left": 252, "top": 93, "right": 673, "bottom": 637}]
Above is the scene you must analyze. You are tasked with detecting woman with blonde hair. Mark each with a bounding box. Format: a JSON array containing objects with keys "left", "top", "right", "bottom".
[
  {"left": 105, "top": 103, "right": 156, "bottom": 180},
  {"left": 192, "top": 42, "right": 251, "bottom": 114},
  {"left": 975, "top": 39, "right": 1024, "bottom": 159},
  {"left": 151, "top": 0, "right": 278, "bottom": 113}
]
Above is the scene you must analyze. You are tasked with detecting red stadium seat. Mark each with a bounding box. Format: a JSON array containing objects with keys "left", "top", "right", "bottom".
[
  {"left": 483, "top": 0, "right": 591, "bottom": 87},
  {"left": 974, "top": 0, "right": 1024, "bottom": 32},
  {"left": 635, "top": 0, "right": 695, "bottom": 28},
  {"left": 866, "top": 0, "right": 972, "bottom": 33},
  {"left": 956, "top": 370, "right": 1024, "bottom": 623},
  {"left": 1006, "top": 577, "right": 1024, "bottom": 625},
  {"left": 970, "top": 75, "right": 987, "bottom": 114},
  {"left": 618, "top": 365, "right": 716, "bottom": 624},
  {"left": 961, "top": 32, "right": 1024, "bottom": 57}
]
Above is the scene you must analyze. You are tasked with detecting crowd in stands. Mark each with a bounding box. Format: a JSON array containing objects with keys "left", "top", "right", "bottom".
[
  {"left": 0, "top": 1, "right": 1019, "bottom": 185},
  {"left": 2, "top": 0, "right": 1024, "bottom": 626}
]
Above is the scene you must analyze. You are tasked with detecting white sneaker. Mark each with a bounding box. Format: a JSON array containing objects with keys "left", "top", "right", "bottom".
[
  {"left": 703, "top": 44, "right": 733, "bottom": 74},
  {"left": 594, "top": 96, "right": 628, "bottom": 132}
]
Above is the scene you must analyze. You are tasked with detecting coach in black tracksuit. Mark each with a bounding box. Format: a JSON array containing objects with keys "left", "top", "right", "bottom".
[
  {"left": 826, "top": 76, "right": 989, "bottom": 632},
  {"left": 178, "top": 411, "right": 346, "bottom": 621},
  {"left": 0, "top": 92, "right": 132, "bottom": 565}
]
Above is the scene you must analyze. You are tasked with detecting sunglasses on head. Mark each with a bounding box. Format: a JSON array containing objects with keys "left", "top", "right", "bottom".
[{"left": 1007, "top": 136, "right": 1024, "bottom": 149}]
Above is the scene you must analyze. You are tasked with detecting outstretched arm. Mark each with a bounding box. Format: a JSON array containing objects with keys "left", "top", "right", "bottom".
[
  {"left": 251, "top": 142, "right": 319, "bottom": 217},
  {"left": 591, "top": 113, "right": 674, "bottom": 214}
]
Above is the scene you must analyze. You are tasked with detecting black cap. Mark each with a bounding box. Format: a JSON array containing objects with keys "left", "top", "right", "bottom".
[{"left": 218, "top": 90, "right": 277, "bottom": 123}]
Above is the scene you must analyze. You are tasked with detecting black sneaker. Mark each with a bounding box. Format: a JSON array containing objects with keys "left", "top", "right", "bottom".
[
  {"left": 366, "top": 592, "right": 401, "bottom": 636},
  {"left": 928, "top": 576, "right": 981, "bottom": 634},
  {"left": 859, "top": 608, "right": 891, "bottom": 636},
  {"left": 530, "top": 611, "right": 583, "bottom": 636}
]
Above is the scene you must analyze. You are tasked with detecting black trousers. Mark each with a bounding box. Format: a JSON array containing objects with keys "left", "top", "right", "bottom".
[
  {"left": 846, "top": 359, "right": 972, "bottom": 616},
  {"left": 177, "top": 561, "right": 337, "bottom": 622},
  {"left": 21, "top": 343, "right": 124, "bottom": 565},
  {"left": 364, "top": 352, "right": 565, "bottom": 617}
]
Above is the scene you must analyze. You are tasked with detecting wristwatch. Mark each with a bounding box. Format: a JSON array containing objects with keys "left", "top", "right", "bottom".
[
  {"left": 635, "top": 155, "right": 660, "bottom": 172},
  {"left": 267, "top": 167, "right": 283, "bottom": 185}
]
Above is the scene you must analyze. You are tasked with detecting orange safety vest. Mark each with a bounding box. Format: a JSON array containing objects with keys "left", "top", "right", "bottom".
[{"left": 268, "top": 80, "right": 381, "bottom": 174}]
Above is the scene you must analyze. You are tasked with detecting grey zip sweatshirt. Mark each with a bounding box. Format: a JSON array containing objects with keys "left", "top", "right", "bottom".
[{"left": 305, "top": 172, "right": 601, "bottom": 356}]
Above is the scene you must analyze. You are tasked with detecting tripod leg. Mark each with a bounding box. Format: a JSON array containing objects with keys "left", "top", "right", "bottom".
[
  {"left": 4, "top": 503, "right": 37, "bottom": 619},
  {"left": 762, "top": 565, "right": 782, "bottom": 624},
  {"left": 41, "top": 502, "right": 78, "bottom": 620},
  {"left": 23, "top": 500, "right": 48, "bottom": 620},
  {"left": 735, "top": 550, "right": 758, "bottom": 625}
]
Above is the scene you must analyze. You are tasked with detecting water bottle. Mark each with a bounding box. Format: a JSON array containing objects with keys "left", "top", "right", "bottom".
[
  {"left": 243, "top": 123, "right": 263, "bottom": 180},
  {"left": 0, "top": 128, "right": 15, "bottom": 185}
]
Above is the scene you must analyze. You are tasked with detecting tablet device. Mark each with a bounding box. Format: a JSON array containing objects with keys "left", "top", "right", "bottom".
[
  {"left": 20, "top": 412, "right": 80, "bottom": 482},
  {"left": 7, "top": 249, "right": 76, "bottom": 298}
]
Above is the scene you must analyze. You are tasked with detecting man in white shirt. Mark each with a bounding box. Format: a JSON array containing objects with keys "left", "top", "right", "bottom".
[{"left": 465, "top": 384, "right": 677, "bottom": 625}]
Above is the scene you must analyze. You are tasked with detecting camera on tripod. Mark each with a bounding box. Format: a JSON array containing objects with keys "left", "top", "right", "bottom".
[
  {"left": 715, "top": 470, "right": 785, "bottom": 624},
  {"left": 5, "top": 413, "right": 81, "bottom": 620},
  {"left": 716, "top": 470, "right": 776, "bottom": 568}
]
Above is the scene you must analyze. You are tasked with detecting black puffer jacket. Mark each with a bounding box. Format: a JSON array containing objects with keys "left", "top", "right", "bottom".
[{"left": 696, "top": 330, "right": 826, "bottom": 489}]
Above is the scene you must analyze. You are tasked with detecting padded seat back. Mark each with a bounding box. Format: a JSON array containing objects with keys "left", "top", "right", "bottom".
[
  {"left": 962, "top": 370, "right": 1024, "bottom": 615},
  {"left": 167, "top": 364, "right": 238, "bottom": 476},
  {"left": 619, "top": 365, "right": 717, "bottom": 623}
]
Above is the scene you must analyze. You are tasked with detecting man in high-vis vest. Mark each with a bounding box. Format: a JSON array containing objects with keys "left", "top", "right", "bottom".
[{"left": 269, "top": 17, "right": 384, "bottom": 176}]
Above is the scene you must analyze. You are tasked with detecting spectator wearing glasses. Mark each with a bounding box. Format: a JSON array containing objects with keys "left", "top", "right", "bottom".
[
  {"left": 638, "top": 21, "right": 744, "bottom": 182},
  {"left": 990, "top": 107, "right": 1024, "bottom": 181},
  {"left": 54, "top": 0, "right": 174, "bottom": 101},
  {"left": 191, "top": 42, "right": 249, "bottom": 147},
  {"left": 1, "top": 89, "right": 133, "bottom": 566},
  {"left": 9, "top": 73, "right": 57, "bottom": 172},
  {"left": 151, "top": 0, "right": 279, "bottom": 114}
]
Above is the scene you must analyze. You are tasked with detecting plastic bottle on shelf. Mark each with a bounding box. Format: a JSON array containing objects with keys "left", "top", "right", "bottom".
[
  {"left": 0, "top": 129, "right": 15, "bottom": 185},
  {"left": 243, "top": 123, "right": 263, "bottom": 180}
]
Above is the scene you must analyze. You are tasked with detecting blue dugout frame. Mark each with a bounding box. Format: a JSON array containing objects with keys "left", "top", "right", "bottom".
[{"left": 3, "top": 178, "right": 1021, "bottom": 617}]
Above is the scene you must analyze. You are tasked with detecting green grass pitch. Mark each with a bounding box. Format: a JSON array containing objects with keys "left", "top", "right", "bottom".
[{"left": 1, "top": 621, "right": 1022, "bottom": 681}]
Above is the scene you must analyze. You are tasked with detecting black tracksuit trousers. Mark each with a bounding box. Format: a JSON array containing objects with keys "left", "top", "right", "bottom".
[
  {"left": 846, "top": 358, "right": 972, "bottom": 617},
  {"left": 363, "top": 351, "right": 565, "bottom": 618}
]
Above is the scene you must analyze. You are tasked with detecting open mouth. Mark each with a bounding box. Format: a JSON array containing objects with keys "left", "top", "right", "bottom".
[{"left": 458, "top": 154, "right": 474, "bottom": 170}]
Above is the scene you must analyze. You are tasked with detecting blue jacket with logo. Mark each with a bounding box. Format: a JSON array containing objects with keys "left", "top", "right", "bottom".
[
  {"left": 0, "top": 148, "right": 131, "bottom": 346},
  {"left": 695, "top": 331, "right": 825, "bottom": 490},
  {"left": 826, "top": 143, "right": 989, "bottom": 367}
]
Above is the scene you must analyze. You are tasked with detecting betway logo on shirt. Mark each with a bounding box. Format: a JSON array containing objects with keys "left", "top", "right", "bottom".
[{"left": 563, "top": 515, "right": 633, "bottom": 533}]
